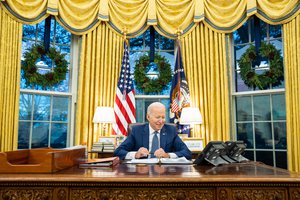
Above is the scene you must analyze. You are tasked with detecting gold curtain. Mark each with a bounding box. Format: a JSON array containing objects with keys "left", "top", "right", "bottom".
[
  {"left": 0, "top": 6, "right": 22, "bottom": 152},
  {"left": 283, "top": 14, "right": 300, "bottom": 172},
  {"left": 1, "top": 0, "right": 299, "bottom": 37},
  {"left": 181, "top": 23, "right": 231, "bottom": 144},
  {"left": 75, "top": 22, "right": 123, "bottom": 153}
]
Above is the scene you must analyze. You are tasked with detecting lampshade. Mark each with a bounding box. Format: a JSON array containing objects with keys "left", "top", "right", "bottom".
[
  {"left": 93, "top": 107, "right": 116, "bottom": 124},
  {"left": 180, "top": 107, "right": 203, "bottom": 125}
]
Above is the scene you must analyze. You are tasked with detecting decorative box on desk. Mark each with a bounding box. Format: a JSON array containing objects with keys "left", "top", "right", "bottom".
[{"left": 0, "top": 146, "right": 86, "bottom": 173}]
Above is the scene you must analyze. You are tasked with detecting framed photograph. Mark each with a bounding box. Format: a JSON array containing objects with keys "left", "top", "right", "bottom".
[{"left": 182, "top": 138, "right": 204, "bottom": 152}]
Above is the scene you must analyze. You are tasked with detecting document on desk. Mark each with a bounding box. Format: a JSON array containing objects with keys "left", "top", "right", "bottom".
[{"left": 128, "top": 157, "right": 192, "bottom": 165}]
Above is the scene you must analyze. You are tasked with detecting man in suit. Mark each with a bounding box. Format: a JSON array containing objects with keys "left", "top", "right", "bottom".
[{"left": 114, "top": 102, "right": 192, "bottom": 160}]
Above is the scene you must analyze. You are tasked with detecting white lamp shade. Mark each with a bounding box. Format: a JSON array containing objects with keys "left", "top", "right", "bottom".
[
  {"left": 93, "top": 107, "right": 116, "bottom": 123},
  {"left": 180, "top": 107, "right": 203, "bottom": 125}
]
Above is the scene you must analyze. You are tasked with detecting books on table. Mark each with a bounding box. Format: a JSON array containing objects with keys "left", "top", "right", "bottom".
[
  {"left": 127, "top": 157, "right": 193, "bottom": 165},
  {"left": 79, "top": 157, "right": 119, "bottom": 168}
]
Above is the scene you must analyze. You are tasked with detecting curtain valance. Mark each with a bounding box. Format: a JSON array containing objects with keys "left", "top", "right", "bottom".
[{"left": 1, "top": 0, "right": 299, "bottom": 37}]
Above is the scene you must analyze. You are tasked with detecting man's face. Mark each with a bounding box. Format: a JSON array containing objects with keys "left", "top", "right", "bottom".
[{"left": 147, "top": 106, "right": 166, "bottom": 131}]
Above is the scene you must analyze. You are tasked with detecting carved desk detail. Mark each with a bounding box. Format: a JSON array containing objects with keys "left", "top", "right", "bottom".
[{"left": 1, "top": 162, "right": 300, "bottom": 200}]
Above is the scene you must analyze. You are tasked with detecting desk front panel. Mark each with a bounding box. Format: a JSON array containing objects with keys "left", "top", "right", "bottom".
[{"left": 1, "top": 162, "right": 300, "bottom": 200}]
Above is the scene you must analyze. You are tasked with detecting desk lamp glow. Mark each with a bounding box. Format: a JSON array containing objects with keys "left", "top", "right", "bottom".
[
  {"left": 93, "top": 107, "right": 116, "bottom": 136},
  {"left": 180, "top": 107, "right": 203, "bottom": 125}
]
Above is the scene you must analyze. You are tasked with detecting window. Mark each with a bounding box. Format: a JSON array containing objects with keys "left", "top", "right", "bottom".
[
  {"left": 129, "top": 28, "right": 175, "bottom": 122},
  {"left": 232, "top": 17, "right": 287, "bottom": 169},
  {"left": 18, "top": 17, "right": 78, "bottom": 149}
]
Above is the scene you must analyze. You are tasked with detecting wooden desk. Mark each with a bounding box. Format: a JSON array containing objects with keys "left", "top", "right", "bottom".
[{"left": 1, "top": 162, "right": 300, "bottom": 200}]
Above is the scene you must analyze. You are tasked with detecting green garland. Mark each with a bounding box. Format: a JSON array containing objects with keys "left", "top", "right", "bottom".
[
  {"left": 22, "top": 44, "right": 68, "bottom": 88},
  {"left": 134, "top": 54, "right": 172, "bottom": 94},
  {"left": 238, "top": 42, "right": 284, "bottom": 90}
]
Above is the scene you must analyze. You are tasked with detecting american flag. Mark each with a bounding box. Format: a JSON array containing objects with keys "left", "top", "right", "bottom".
[
  {"left": 112, "top": 41, "right": 136, "bottom": 136},
  {"left": 170, "top": 40, "right": 191, "bottom": 135}
]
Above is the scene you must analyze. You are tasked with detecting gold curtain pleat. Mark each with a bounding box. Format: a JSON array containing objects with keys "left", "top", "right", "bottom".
[
  {"left": 108, "top": 0, "right": 149, "bottom": 37},
  {"left": 283, "top": 14, "right": 300, "bottom": 172},
  {"left": 1, "top": 1, "right": 299, "bottom": 36},
  {"left": 181, "top": 23, "right": 231, "bottom": 144},
  {"left": 56, "top": 0, "right": 101, "bottom": 35},
  {"left": 0, "top": 6, "right": 22, "bottom": 152},
  {"left": 154, "top": 0, "right": 196, "bottom": 38},
  {"left": 75, "top": 22, "right": 123, "bottom": 154}
]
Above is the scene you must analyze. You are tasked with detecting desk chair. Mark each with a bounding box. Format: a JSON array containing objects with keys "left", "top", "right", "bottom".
[{"left": 127, "top": 123, "right": 177, "bottom": 135}]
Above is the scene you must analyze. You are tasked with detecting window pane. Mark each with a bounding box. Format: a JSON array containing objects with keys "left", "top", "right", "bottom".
[
  {"left": 270, "top": 25, "right": 282, "bottom": 38},
  {"left": 235, "top": 44, "right": 251, "bottom": 62},
  {"left": 135, "top": 99, "right": 145, "bottom": 122},
  {"left": 276, "top": 151, "right": 287, "bottom": 169},
  {"left": 51, "top": 123, "right": 67, "bottom": 148},
  {"left": 53, "top": 72, "right": 70, "bottom": 92},
  {"left": 259, "top": 20, "right": 267, "bottom": 41},
  {"left": 32, "top": 122, "right": 49, "bottom": 148},
  {"left": 256, "top": 151, "right": 273, "bottom": 166},
  {"left": 274, "top": 122, "right": 286, "bottom": 149},
  {"left": 255, "top": 122, "right": 272, "bottom": 149},
  {"left": 18, "top": 122, "right": 30, "bottom": 149},
  {"left": 237, "top": 123, "right": 253, "bottom": 148},
  {"left": 159, "top": 37, "right": 174, "bottom": 50},
  {"left": 37, "top": 21, "right": 45, "bottom": 42},
  {"left": 272, "top": 94, "right": 286, "bottom": 120},
  {"left": 55, "top": 22, "right": 71, "bottom": 45},
  {"left": 22, "top": 25, "right": 36, "bottom": 39},
  {"left": 135, "top": 98, "right": 170, "bottom": 123},
  {"left": 235, "top": 71, "right": 252, "bottom": 92},
  {"left": 19, "top": 93, "right": 32, "bottom": 120},
  {"left": 160, "top": 99, "right": 170, "bottom": 122},
  {"left": 33, "top": 95, "right": 51, "bottom": 121},
  {"left": 233, "top": 22, "right": 249, "bottom": 44},
  {"left": 236, "top": 96, "right": 252, "bottom": 121},
  {"left": 144, "top": 29, "right": 150, "bottom": 49},
  {"left": 52, "top": 97, "right": 69, "bottom": 121},
  {"left": 130, "top": 34, "right": 144, "bottom": 51},
  {"left": 253, "top": 95, "right": 270, "bottom": 121},
  {"left": 243, "top": 150, "right": 254, "bottom": 161}
]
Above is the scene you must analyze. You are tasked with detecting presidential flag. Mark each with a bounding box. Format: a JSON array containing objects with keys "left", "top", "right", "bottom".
[
  {"left": 112, "top": 41, "right": 136, "bottom": 136},
  {"left": 170, "top": 40, "right": 191, "bottom": 135}
]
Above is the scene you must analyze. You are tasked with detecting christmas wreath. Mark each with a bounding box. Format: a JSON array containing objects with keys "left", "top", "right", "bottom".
[
  {"left": 238, "top": 42, "right": 284, "bottom": 90},
  {"left": 134, "top": 54, "right": 172, "bottom": 94},
  {"left": 22, "top": 44, "right": 68, "bottom": 88}
]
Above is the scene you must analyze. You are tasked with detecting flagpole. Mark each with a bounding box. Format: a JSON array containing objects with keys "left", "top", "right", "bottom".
[
  {"left": 175, "top": 28, "right": 182, "bottom": 119},
  {"left": 122, "top": 27, "right": 128, "bottom": 100}
]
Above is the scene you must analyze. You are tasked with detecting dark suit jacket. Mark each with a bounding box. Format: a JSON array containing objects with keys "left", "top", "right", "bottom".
[{"left": 114, "top": 123, "right": 192, "bottom": 160}]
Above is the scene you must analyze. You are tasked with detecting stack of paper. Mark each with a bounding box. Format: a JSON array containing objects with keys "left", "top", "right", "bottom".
[
  {"left": 127, "top": 157, "right": 192, "bottom": 165},
  {"left": 79, "top": 157, "right": 119, "bottom": 168}
]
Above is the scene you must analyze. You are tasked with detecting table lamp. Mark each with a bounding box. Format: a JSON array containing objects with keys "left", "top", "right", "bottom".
[
  {"left": 179, "top": 107, "right": 203, "bottom": 137},
  {"left": 93, "top": 107, "right": 116, "bottom": 136},
  {"left": 180, "top": 107, "right": 203, "bottom": 125}
]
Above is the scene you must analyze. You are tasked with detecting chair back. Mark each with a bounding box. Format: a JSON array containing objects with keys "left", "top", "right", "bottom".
[{"left": 127, "top": 123, "right": 176, "bottom": 135}]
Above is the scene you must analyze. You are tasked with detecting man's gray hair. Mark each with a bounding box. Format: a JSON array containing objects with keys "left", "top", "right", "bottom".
[{"left": 147, "top": 102, "right": 165, "bottom": 115}]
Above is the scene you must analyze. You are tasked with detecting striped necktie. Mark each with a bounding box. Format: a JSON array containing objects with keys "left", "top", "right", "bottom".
[{"left": 150, "top": 131, "right": 159, "bottom": 158}]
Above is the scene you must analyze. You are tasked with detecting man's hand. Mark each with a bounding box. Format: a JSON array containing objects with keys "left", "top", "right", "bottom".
[
  {"left": 135, "top": 147, "right": 149, "bottom": 159},
  {"left": 154, "top": 148, "right": 170, "bottom": 158}
]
